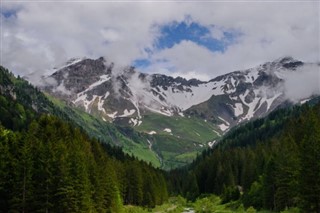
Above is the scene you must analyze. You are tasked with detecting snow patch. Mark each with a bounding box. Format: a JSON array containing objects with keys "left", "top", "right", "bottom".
[
  {"left": 143, "top": 104, "right": 173, "bottom": 116},
  {"left": 265, "top": 93, "right": 282, "bottom": 111},
  {"left": 230, "top": 95, "right": 238, "bottom": 101},
  {"left": 218, "top": 116, "right": 230, "bottom": 125},
  {"left": 300, "top": 98, "right": 311, "bottom": 104},
  {"left": 129, "top": 118, "right": 142, "bottom": 127},
  {"left": 104, "top": 91, "right": 110, "bottom": 99},
  {"left": 230, "top": 77, "right": 236, "bottom": 88},
  {"left": 239, "top": 89, "right": 261, "bottom": 121},
  {"left": 86, "top": 75, "right": 111, "bottom": 91},
  {"left": 155, "top": 80, "right": 224, "bottom": 111},
  {"left": 148, "top": 131, "right": 157, "bottom": 135},
  {"left": 243, "top": 97, "right": 261, "bottom": 120},
  {"left": 233, "top": 103, "right": 244, "bottom": 117},
  {"left": 118, "top": 109, "right": 136, "bottom": 117},
  {"left": 239, "top": 90, "right": 250, "bottom": 104},
  {"left": 129, "top": 98, "right": 142, "bottom": 119},
  {"left": 245, "top": 69, "right": 259, "bottom": 83},
  {"left": 53, "top": 57, "right": 84, "bottom": 71},
  {"left": 73, "top": 93, "right": 87, "bottom": 104},
  {"left": 178, "top": 112, "right": 185, "bottom": 117},
  {"left": 208, "top": 140, "right": 217, "bottom": 148},
  {"left": 212, "top": 129, "right": 221, "bottom": 137},
  {"left": 219, "top": 123, "right": 229, "bottom": 131},
  {"left": 73, "top": 94, "right": 98, "bottom": 112},
  {"left": 163, "top": 128, "right": 172, "bottom": 133},
  {"left": 107, "top": 111, "right": 118, "bottom": 119},
  {"left": 147, "top": 139, "right": 152, "bottom": 150},
  {"left": 97, "top": 96, "right": 106, "bottom": 114}
]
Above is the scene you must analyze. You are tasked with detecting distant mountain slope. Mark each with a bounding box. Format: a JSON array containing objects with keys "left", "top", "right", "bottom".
[
  {"left": 1, "top": 65, "right": 220, "bottom": 169},
  {"left": 169, "top": 98, "right": 320, "bottom": 212},
  {"left": 43, "top": 57, "right": 316, "bottom": 131},
  {"left": 0, "top": 66, "right": 160, "bottom": 166},
  {"left": 0, "top": 69, "right": 169, "bottom": 211},
  {"left": 42, "top": 56, "right": 317, "bottom": 141},
  {"left": 36, "top": 57, "right": 318, "bottom": 169}
]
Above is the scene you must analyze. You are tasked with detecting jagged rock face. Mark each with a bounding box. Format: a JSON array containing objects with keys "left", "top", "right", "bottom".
[
  {"left": 183, "top": 57, "right": 306, "bottom": 130},
  {"left": 46, "top": 57, "right": 110, "bottom": 95},
  {"left": 42, "top": 56, "right": 311, "bottom": 132}
]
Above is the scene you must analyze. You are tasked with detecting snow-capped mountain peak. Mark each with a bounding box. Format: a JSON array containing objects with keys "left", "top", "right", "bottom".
[{"left": 42, "top": 56, "right": 316, "bottom": 133}]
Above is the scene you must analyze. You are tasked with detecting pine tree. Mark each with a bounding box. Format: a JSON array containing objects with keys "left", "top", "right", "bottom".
[
  {"left": 262, "top": 158, "right": 276, "bottom": 210},
  {"left": 299, "top": 110, "right": 320, "bottom": 213},
  {"left": 0, "top": 127, "right": 14, "bottom": 212},
  {"left": 273, "top": 135, "right": 299, "bottom": 211},
  {"left": 125, "top": 162, "right": 143, "bottom": 205}
]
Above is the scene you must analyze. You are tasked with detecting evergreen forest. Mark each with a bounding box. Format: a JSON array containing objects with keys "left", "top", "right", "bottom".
[{"left": 1, "top": 66, "right": 320, "bottom": 212}]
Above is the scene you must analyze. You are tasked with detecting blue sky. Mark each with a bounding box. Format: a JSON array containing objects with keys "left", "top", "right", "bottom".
[
  {"left": 156, "top": 21, "right": 233, "bottom": 52},
  {"left": 133, "top": 21, "right": 239, "bottom": 69},
  {"left": 1, "top": 5, "right": 19, "bottom": 18},
  {"left": 2, "top": 10, "right": 15, "bottom": 18},
  {"left": 1, "top": 2, "right": 318, "bottom": 81}
]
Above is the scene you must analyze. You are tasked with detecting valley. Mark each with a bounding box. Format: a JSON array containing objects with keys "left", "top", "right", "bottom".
[
  {"left": 1, "top": 2, "right": 319, "bottom": 212},
  {"left": 1, "top": 64, "right": 320, "bottom": 212},
  {"left": 40, "top": 56, "right": 317, "bottom": 169}
]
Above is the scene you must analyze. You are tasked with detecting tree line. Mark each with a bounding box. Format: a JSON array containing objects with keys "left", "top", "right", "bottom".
[
  {"left": 0, "top": 115, "right": 168, "bottom": 212},
  {"left": 169, "top": 103, "right": 320, "bottom": 213},
  {"left": 1, "top": 65, "right": 320, "bottom": 212}
]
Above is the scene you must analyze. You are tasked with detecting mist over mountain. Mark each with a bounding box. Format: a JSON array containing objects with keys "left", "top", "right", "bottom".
[
  {"left": 2, "top": 1, "right": 320, "bottom": 212},
  {"left": 41, "top": 56, "right": 319, "bottom": 135}
]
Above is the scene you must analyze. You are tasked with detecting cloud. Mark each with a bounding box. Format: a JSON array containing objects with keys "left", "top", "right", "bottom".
[
  {"left": 1, "top": 1, "right": 319, "bottom": 83},
  {"left": 143, "top": 40, "right": 217, "bottom": 79},
  {"left": 283, "top": 64, "right": 320, "bottom": 103}
]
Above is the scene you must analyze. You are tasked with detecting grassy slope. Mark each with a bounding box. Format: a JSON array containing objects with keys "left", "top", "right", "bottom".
[
  {"left": 46, "top": 94, "right": 161, "bottom": 167},
  {"left": 136, "top": 113, "right": 220, "bottom": 143},
  {"left": 135, "top": 113, "right": 221, "bottom": 170},
  {"left": 47, "top": 96, "right": 222, "bottom": 170}
]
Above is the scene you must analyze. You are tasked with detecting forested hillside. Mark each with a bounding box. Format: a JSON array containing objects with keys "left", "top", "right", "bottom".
[
  {"left": 170, "top": 102, "right": 320, "bottom": 212},
  {"left": 0, "top": 66, "right": 161, "bottom": 167},
  {"left": 0, "top": 67, "right": 168, "bottom": 212},
  {"left": 1, "top": 65, "right": 320, "bottom": 213}
]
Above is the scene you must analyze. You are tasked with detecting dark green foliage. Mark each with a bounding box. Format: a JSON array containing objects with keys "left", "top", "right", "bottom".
[
  {"left": 182, "top": 172, "right": 199, "bottom": 201},
  {"left": 221, "top": 186, "right": 240, "bottom": 204},
  {"left": 298, "top": 109, "right": 320, "bottom": 213},
  {"left": 0, "top": 66, "right": 168, "bottom": 211},
  {"left": 171, "top": 102, "right": 320, "bottom": 212},
  {"left": 2, "top": 65, "right": 320, "bottom": 212},
  {"left": 0, "top": 66, "right": 159, "bottom": 166},
  {"left": 0, "top": 116, "right": 168, "bottom": 212}
]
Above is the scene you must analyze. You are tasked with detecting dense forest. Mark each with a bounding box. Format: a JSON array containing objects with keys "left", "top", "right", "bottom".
[
  {"left": 0, "top": 67, "right": 168, "bottom": 212},
  {"left": 1, "top": 66, "right": 320, "bottom": 212},
  {"left": 170, "top": 102, "right": 320, "bottom": 212}
]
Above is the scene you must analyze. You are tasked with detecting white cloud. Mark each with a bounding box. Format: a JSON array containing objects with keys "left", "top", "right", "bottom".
[
  {"left": 284, "top": 64, "right": 320, "bottom": 103},
  {"left": 144, "top": 40, "right": 217, "bottom": 79},
  {"left": 1, "top": 1, "right": 319, "bottom": 82},
  {"left": 171, "top": 71, "right": 210, "bottom": 82},
  {"left": 100, "top": 28, "right": 122, "bottom": 43}
]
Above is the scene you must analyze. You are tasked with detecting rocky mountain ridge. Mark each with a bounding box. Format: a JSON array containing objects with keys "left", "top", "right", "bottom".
[{"left": 42, "top": 56, "right": 312, "bottom": 134}]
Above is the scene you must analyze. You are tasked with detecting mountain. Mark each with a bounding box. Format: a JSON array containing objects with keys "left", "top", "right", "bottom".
[
  {"left": 39, "top": 56, "right": 319, "bottom": 169},
  {"left": 1, "top": 65, "right": 319, "bottom": 213},
  {"left": 0, "top": 67, "right": 169, "bottom": 212},
  {"left": 42, "top": 56, "right": 314, "bottom": 135},
  {"left": 0, "top": 66, "right": 162, "bottom": 167},
  {"left": 169, "top": 98, "right": 320, "bottom": 212}
]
